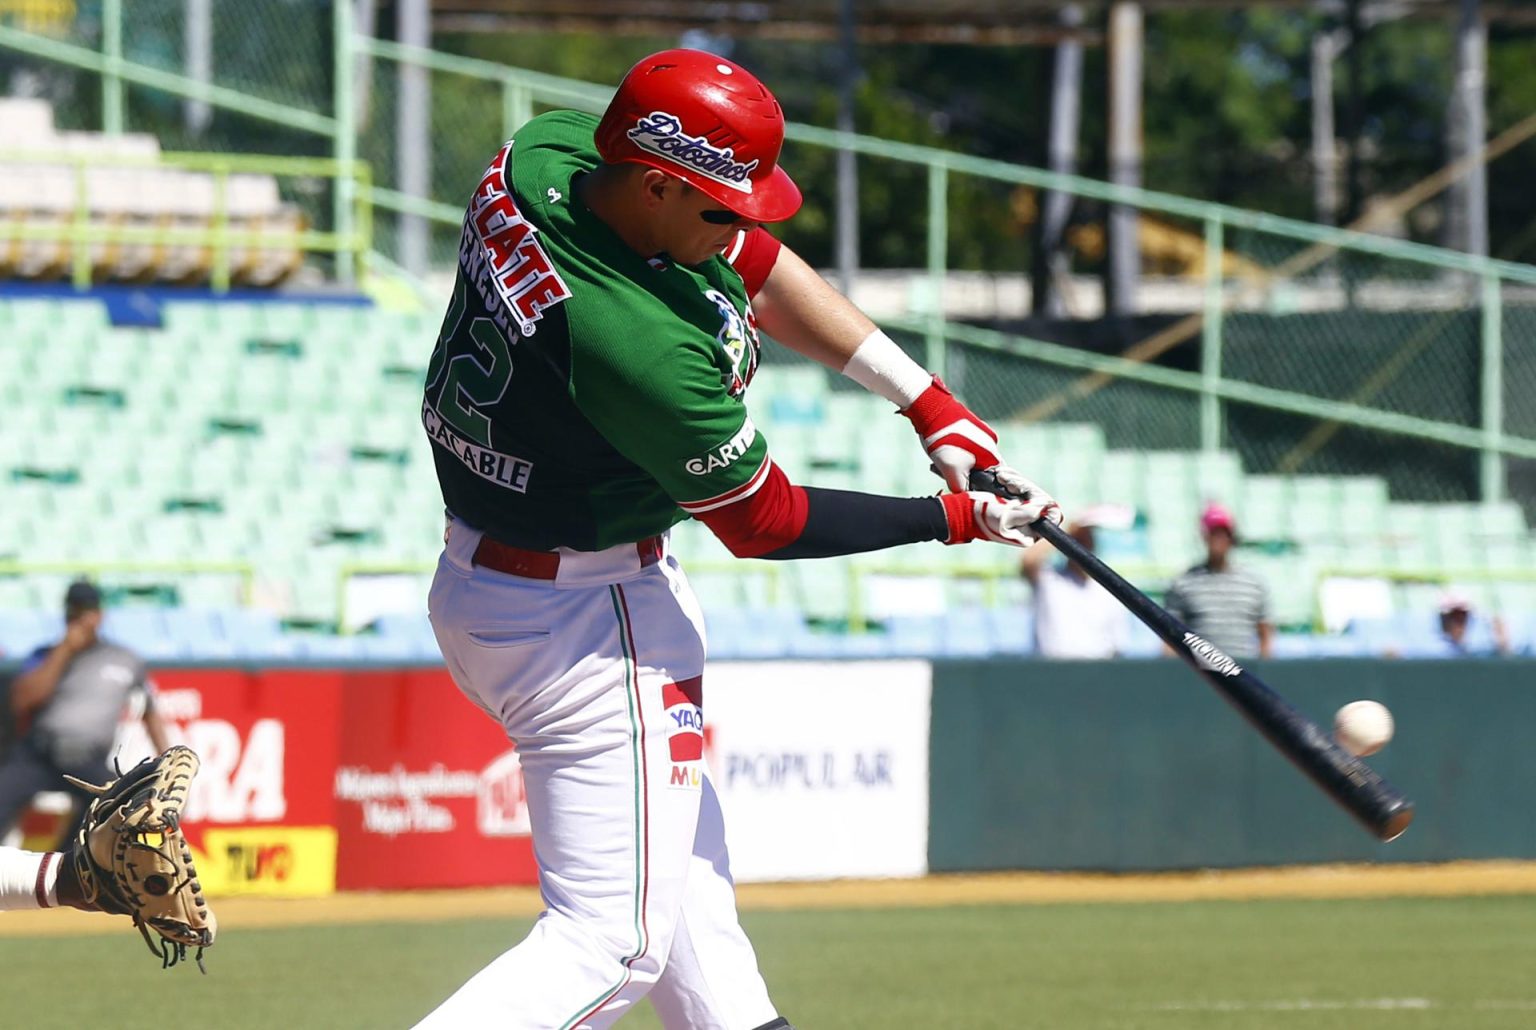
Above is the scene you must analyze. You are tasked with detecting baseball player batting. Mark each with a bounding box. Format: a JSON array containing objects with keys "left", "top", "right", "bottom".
[{"left": 417, "top": 48, "right": 1061, "bottom": 1029}]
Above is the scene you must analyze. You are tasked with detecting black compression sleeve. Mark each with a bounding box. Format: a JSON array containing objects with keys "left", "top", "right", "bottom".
[{"left": 758, "top": 487, "right": 949, "bottom": 560}]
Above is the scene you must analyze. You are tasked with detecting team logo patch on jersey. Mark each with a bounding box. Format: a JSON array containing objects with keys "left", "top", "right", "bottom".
[
  {"left": 626, "top": 112, "right": 758, "bottom": 194},
  {"left": 463, "top": 140, "right": 573, "bottom": 338},
  {"left": 685, "top": 417, "right": 756, "bottom": 476},
  {"left": 663, "top": 676, "right": 704, "bottom": 789},
  {"left": 705, "top": 287, "right": 759, "bottom": 397}
]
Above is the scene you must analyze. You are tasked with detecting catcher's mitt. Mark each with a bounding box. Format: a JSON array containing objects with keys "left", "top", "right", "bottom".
[{"left": 65, "top": 746, "right": 216, "bottom": 971}]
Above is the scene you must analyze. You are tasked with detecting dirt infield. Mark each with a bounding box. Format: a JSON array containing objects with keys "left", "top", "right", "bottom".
[{"left": 3, "top": 860, "right": 1532, "bottom": 939}]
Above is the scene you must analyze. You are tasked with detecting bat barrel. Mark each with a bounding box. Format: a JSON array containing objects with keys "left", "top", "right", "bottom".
[{"left": 969, "top": 469, "right": 1417, "bottom": 844}]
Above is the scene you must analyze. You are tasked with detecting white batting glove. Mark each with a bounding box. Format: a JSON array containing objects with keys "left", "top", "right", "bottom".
[{"left": 939, "top": 469, "right": 1062, "bottom": 547}]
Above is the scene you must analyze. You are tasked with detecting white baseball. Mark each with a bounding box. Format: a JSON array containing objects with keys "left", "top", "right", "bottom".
[{"left": 1333, "top": 700, "right": 1394, "bottom": 757}]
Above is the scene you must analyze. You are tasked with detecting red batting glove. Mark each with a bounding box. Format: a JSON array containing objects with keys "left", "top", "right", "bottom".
[{"left": 899, "top": 377, "right": 1002, "bottom": 493}]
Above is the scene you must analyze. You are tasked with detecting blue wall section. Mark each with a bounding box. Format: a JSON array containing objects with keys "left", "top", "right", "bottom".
[{"left": 929, "top": 659, "right": 1536, "bottom": 871}]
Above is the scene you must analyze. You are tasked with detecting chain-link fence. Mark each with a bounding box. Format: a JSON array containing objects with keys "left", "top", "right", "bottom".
[
  {"left": 119, "top": 0, "right": 331, "bottom": 116},
  {"left": 8, "top": 1, "right": 1536, "bottom": 512},
  {"left": 356, "top": 45, "right": 594, "bottom": 271}
]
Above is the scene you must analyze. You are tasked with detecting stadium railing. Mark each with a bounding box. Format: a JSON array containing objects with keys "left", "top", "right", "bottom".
[
  {"left": 5, "top": 9, "right": 1536, "bottom": 505},
  {"left": 0, "top": 147, "right": 372, "bottom": 290}
]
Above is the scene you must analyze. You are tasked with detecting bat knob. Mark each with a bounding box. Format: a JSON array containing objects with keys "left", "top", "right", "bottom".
[{"left": 1377, "top": 801, "right": 1415, "bottom": 843}]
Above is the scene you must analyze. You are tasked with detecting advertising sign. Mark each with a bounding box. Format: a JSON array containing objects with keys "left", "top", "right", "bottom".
[
  {"left": 331, "top": 669, "right": 539, "bottom": 890},
  {"left": 112, "top": 668, "right": 345, "bottom": 896},
  {"left": 110, "top": 667, "right": 539, "bottom": 893},
  {"left": 94, "top": 659, "right": 930, "bottom": 891},
  {"left": 706, "top": 660, "right": 931, "bottom": 881}
]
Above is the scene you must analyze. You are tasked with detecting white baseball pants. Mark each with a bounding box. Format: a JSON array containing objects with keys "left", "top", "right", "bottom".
[{"left": 416, "top": 517, "right": 780, "bottom": 1030}]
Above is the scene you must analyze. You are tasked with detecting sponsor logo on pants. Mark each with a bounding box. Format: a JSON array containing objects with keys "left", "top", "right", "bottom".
[{"left": 663, "top": 676, "right": 704, "bottom": 788}]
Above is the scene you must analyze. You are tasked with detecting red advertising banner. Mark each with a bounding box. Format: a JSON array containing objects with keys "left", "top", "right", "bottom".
[
  {"left": 108, "top": 666, "right": 538, "bottom": 894},
  {"left": 108, "top": 668, "right": 347, "bottom": 896},
  {"left": 333, "top": 669, "right": 539, "bottom": 890}
]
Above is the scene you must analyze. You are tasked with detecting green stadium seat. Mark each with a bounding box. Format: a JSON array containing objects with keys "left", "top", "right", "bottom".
[
  {"left": 787, "top": 559, "right": 855, "bottom": 623},
  {"left": 1491, "top": 580, "right": 1536, "bottom": 617},
  {"left": 1290, "top": 477, "right": 1341, "bottom": 535},
  {"left": 1148, "top": 528, "right": 1198, "bottom": 571},
  {"left": 1191, "top": 451, "right": 1243, "bottom": 506},
  {"left": 1049, "top": 423, "right": 1107, "bottom": 459},
  {"left": 992, "top": 423, "right": 1049, "bottom": 462},
  {"left": 1337, "top": 475, "right": 1389, "bottom": 508},
  {"left": 1, "top": 298, "right": 106, "bottom": 335},
  {"left": 1475, "top": 501, "right": 1527, "bottom": 538},
  {"left": 762, "top": 365, "right": 830, "bottom": 402},
  {"left": 15, "top": 294, "right": 1528, "bottom": 646},
  {"left": 1042, "top": 463, "right": 1097, "bottom": 514},
  {"left": 761, "top": 422, "right": 814, "bottom": 475},
  {"left": 1254, "top": 554, "right": 1318, "bottom": 628},
  {"left": 1386, "top": 502, "right": 1434, "bottom": 529},
  {"left": 1095, "top": 451, "right": 1144, "bottom": 508},
  {"left": 0, "top": 578, "right": 53, "bottom": 612},
  {"left": 1300, "top": 539, "right": 1350, "bottom": 570},
  {"left": 1483, "top": 537, "right": 1530, "bottom": 570},
  {"left": 1338, "top": 495, "right": 1390, "bottom": 540},
  {"left": 251, "top": 304, "right": 318, "bottom": 338},
  {"left": 1433, "top": 529, "right": 1481, "bottom": 572},
  {"left": 1140, "top": 451, "right": 1197, "bottom": 498},
  {"left": 1384, "top": 535, "right": 1434, "bottom": 573},
  {"left": 1237, "top": 476, "right": 1291, "bottom": 540}
]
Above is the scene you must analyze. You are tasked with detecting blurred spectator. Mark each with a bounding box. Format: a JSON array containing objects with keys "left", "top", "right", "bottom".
[
  {"left": 0, "top": 580, "right": 169, "bottom": 849},
  {"left": 1164, "top": 503, "right": 1273, "bottom": 659},
  {"left": 1021, "top": 514, "right": 1127, "bottom": 659},
  {"left": 1429, "top": 591, "right": 1508, "bottom": 657}
]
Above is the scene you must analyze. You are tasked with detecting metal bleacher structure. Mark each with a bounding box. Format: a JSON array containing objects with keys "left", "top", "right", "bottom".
[
  {"left": 5, "top": 8, "right": 1536, "bottom": 662},
  {"left": 0, "top": 97, "right": 343, "bottom": 290}
]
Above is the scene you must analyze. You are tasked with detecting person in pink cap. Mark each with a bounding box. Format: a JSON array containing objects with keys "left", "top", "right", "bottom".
[
  {"left": 1427, "top": 590, "right": 1508, "bottom": 657},
  {"left": 1162, "top": 502, "right": 1273, "bottom": 659},
  {"left": 415, "top": 48, "right": 1061, "bottom": 1028}
]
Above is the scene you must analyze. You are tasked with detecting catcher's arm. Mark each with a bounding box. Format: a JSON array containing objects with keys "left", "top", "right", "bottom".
[{"left": 64, "top": 746, "right": 217, "bottom": 971}]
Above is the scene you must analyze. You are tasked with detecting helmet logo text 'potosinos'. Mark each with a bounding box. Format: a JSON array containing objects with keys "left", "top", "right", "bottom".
[{"left": 626, "top": 111, "right": 759, "bottom": 193}]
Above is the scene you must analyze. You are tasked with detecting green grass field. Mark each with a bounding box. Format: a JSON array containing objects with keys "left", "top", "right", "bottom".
[{"left": 5, "top": 896, "right": 1535, "bottom": 1028}]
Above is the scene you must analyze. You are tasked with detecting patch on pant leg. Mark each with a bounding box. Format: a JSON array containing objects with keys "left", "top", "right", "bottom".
[{"left": 663, "top": 675, "right": 704, "bottom": 788}]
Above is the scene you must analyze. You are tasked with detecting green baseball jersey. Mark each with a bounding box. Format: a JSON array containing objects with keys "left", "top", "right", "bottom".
[{"left": 423, "top": 111, "right": 770, "bottom": 551}]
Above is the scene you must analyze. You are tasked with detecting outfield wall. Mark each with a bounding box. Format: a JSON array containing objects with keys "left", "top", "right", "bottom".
[
  {"left": 928, "top": 659, "right": 1536, "bottom": 872},
  {"left": 1, "top": 661, "right": 933, "bottom": 894},
  {"left": 4, "top": 657, "right": 1532, "bottom": 890}
]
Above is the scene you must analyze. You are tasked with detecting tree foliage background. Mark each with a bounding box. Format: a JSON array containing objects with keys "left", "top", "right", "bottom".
[
  {"left": 13, "top": 4, "right": 1535, "bottom": 271},
  {"left": 442, "top": 8, "right": 1536, "bottom": 270}
]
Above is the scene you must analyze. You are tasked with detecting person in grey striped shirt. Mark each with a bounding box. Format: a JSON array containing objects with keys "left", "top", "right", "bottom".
[{"left": 1163, "top": 503, "right": 1273, "bottom": 659}]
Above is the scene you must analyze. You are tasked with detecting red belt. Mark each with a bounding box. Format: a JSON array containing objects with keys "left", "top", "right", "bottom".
[{"left": 472, "top": 534, "right": 664, "bottom": 580}]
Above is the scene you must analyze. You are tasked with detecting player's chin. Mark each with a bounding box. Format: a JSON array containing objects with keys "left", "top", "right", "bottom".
[{"left": 685, "top": 238, "right": 736, "bottom": 265}]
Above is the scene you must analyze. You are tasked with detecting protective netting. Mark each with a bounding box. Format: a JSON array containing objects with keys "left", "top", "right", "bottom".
[
  {"left": 5, "top": 1, "right": 330, "bottom": 146},
  {"left": 118, "top": 0, "right": 331, "bottom": 117},
  {"left": 356, "top": 53, "right": 610, "bottom": 270}
]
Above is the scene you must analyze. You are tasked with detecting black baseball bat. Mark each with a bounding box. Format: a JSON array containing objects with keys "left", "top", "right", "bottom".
[{"left": 970, "top": 469, "right": 1414, "bottom": 842}]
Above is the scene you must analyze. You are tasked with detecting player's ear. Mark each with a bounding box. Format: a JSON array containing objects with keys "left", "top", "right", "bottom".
[{"left": 639, "top": 168, "right": 673, "bottom": 211}]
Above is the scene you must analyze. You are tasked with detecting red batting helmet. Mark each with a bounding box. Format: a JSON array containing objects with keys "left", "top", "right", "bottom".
[{"left": 595, "top": 49, "right": 802, "bottom": 224}]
